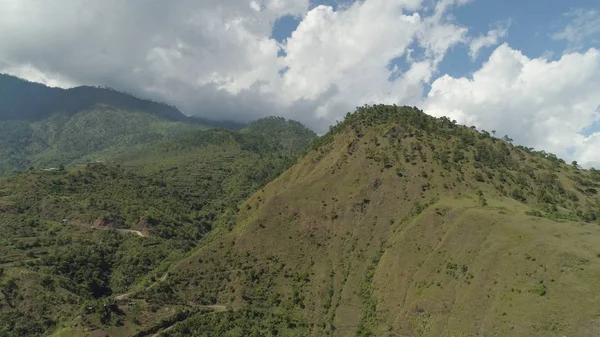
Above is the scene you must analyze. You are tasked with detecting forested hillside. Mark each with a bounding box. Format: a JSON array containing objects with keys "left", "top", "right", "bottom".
[
  {"left": 0, "top": 74, "right": 251, "bottom": 175},
  {"left": 0, "top": 118, "right": 316, "bottom": 337},
  {"left": 0, "top": 109, "right": 205, "bottom": 175}
]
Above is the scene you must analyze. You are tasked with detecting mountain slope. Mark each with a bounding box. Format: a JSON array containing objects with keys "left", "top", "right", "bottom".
[
  {"left": 241, "top": 116, "right": 318, "bottom": 155},
  {"left": 0, "top": 119, "right": 317, "bottom": 337},
  {"left": 3, "top": 103, "right": 600, "bottom": 336},
  {"left": 149, "top": 105, "right": 600, "bottom": 337}
]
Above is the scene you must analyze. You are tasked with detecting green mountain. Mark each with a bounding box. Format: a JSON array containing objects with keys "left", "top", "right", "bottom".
[
  {"left": 0, "top": 74, "right": 188, "bottom": 122},
  {"left": 0, "top": 74, "right": 252, "bottom": 175},
  {"left": 145, "top": 105, "right": 600, "bottom": 337},
  {"left": 0, "top": 109, "right": 206, "bottom": 175},
  {"left": 3, "top": 103, "right": 600, "bottom": 337},
  {"left": 241, "top": 116, "right": 319, "bottom": 155}
]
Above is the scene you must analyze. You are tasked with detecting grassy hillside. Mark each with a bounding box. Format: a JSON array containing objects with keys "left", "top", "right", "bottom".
[
  {"left": 139, "top": 105, "right": 600, "bottom": 337},
  {"left": 0, "top": 119, "right": 316, "bottom": 337}
]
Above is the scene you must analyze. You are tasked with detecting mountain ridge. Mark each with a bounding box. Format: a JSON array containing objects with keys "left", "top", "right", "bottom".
[
  {"left": 0, "top": 73, "right": 188, "bottom": 122},
  {"left": 0, "top": 73, "right": 254, "bottom": 129},
  {"left": 0, "top": 74, "right": 321, "bottom": 175}
]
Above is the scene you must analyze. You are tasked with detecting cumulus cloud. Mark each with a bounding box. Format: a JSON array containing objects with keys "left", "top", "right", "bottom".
[
  {"left": 0, "top": 0, "right": 471, "bottom": 131},
  {"left": 468, "top": 21, "right": 510, "bottom": 60},
  {"left": 1, "top": 0, "right": 600, "bottom": 165},
  {"left": 552, "top": 8, "right": 600, "bottom": 52},
  {"left": 576, "top": 132, "right": 600, "bottom": 169},
  {"left": 424, "top": 44, "right": 600, "bottom": 166},
  {"left": 0, "top": 0, "right": 307, "bottom": 119}
]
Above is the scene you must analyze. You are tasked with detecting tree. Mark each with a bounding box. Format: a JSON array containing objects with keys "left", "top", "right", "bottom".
[
  {"left": 492, "top": 130, "right": 496, "bottom": 135},
  {"left": 59, "top": 164, "right": 65, "bottom": 171},
  {"left": 571, "top": 161, "right": 579, "bottom": 169}
]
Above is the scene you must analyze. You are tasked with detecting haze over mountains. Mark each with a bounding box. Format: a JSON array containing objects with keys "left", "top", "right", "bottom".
[{"left": 1, "top": 76, "right": 600, "bottom": 336}]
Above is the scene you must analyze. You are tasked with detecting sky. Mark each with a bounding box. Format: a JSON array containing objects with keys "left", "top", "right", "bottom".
[{"left": 0, "top": 0, "right": 599, "bottom": 166}]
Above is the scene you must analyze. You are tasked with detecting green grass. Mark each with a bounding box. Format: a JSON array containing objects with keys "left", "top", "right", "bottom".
[{"left": 50, "top": 328, "right": 87, "bottom": 337}]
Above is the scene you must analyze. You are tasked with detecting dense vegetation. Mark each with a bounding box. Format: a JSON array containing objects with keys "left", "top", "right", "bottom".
[
  {"left": 0, "top": 109, "right": 207, "bottom": 175},
  {"left": 0, "top": 114, "right": 316, "bottom": 336}
]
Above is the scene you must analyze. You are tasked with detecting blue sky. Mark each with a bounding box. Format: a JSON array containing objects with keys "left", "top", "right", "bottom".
[
  {"left": 269, "top": 0, "right": 600, "bottom": 142},
  {"left": 444, "top": 0, "right": 599, "bottom": 73},
  {"left": 273, "top": 0, "right": 599, "bottom": 77}
]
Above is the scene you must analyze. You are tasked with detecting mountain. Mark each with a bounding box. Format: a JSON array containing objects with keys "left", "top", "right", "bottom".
[
  {"left": 141, "top": 105, "right": 600, "bottom": 337},
  {"left": 241, "top": 116, "right": 319, "bottom": 155},
  {"left": 3, "top": 103, "right": 600, "bottom": 337},
  {"left": 188, "top": 116, "right": 247, "bottom": 130},
  {"left": 0, "top": 109, "right": 203, "bottom": 175},
  {"left": 0, "top": 74, "right": 252, "bottom": 175},
  {"left": 0, "top": 118, "right": 316, "bottom": 336}
]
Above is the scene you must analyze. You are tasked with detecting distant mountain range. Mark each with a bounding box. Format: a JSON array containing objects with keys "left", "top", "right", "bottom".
[
  {"left": 0, "top": 73, "right": 188, "bottom": 122},
  {"left": 0, "top": 74, "right": 260, "bottom": 174},
  {"left": 0, "top": 73, "right": 249, "bottom": 128}
]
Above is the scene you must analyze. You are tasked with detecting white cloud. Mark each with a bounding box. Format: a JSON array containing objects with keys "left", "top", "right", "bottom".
[
  {"left": 469, "top": 21, "right": 510, "bottom": 60},
  {"left": 576, "top": 132, "right": 600, "bottom": 168},
  {"left": 278, "top": 0, "right": 470, "bottom": 124},
  {"left": 0, "top": 0, "right": 471, "bottom": 131},
  {"left": 417, "top": 0, "right": 469, "bottom": 64},
  {"left": 281, "top": 1, "right": 422, "bottom": 101},
  {"left": 552, "top": 9, "right": 600, "bottom": 52},
  {"left": 424, "top": 44, "right": 600, "bottom": 167},
  {"left": 1, "top": 64, "right": 76, "bottom": 88}
]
